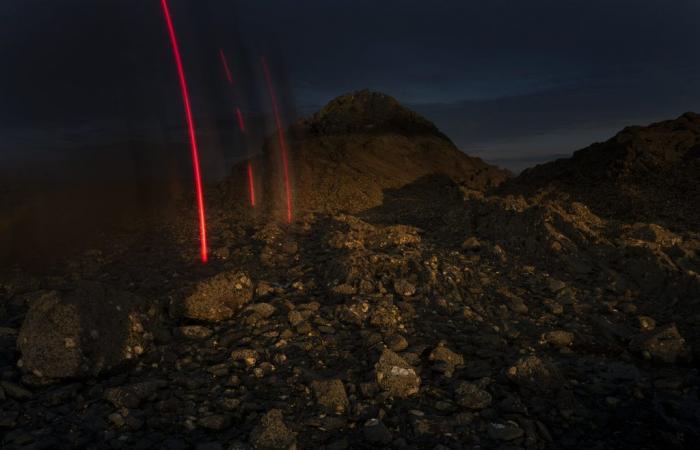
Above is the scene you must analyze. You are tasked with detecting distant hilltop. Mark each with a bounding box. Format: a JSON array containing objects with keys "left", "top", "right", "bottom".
[{"left": 227, "top": 90, "right": 511, "bottom": 217}]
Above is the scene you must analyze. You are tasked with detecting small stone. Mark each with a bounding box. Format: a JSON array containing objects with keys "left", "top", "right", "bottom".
[
  {"left": 198, "top": 414, "right": 230, "bottom": 431},
  {"left": 455, "top": 382, "right": 492, "bottom": 409},
  {"left": 428, "top": 345, "right": 464, "bottom": 377},
  {"left": 0, "top": 381, "right": 32, "bottom": 400},
  {"left": 231, "top": 349, "right": 258, "bottom": 367},
  {"left": 256, "top": 282, "right": 274, "bottom": 298},
  {"left": 246, "top": 303, "right": 277, "bottom": 319},
  {"left": 393, "top": 279, "right": 416, "bottom": 297},
  {"left": 488, "top": 421, "right": 524, "bottom": 441},
  {"left": 637, "top": 316, "right": 656, "bottom": 331},
  {"left": 177, "top": 325, "right": 213, "bottom": 340},
  {"left": 311, "top": 379, "right": 349, "bottom": 413},
  {"left": 540, "top": 330, "right": 574, "bottom": 347},
  {"left": 103, "top": 380, "right": 165, "bottom": 409},
  {"left": 461, "top": 236, "right": 481, "bottom": 252},
  {"left": 287, "top": 310, "right": 304, "bottom": 327},
  {"left": 375, "top": 348, "right": 421, "bottom": 397},
  {"left": 547, "top": 278, "right": 566, "bottom": 293},
  {"left": 386, "top": 334, "right": 408, "bottom": 352},
  {"left": 108, "top": 412, "right": 125, "bottom": 428}
]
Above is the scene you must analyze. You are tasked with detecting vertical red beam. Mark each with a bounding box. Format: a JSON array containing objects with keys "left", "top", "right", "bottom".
[
  {"left": 261, "top": 58, "right": 293, "bottom": 223},
  {"left": 235, "top": 107, "right": 246, "bottom": 133},
  {"left": 247, "top": 163, "right": 256, "bottom": 207},
  {"left": 219, "top": 48, "right": 233, "bottom": 84},
  {"left": 160, "top": 0, "right": 208, "bottom": 263}
]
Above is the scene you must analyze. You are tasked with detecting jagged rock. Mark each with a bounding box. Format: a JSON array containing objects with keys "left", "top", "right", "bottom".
[
  {"left": 428, "top": 345, "right": 464, "bottom": 377},
  {"left": 17, "top": 283, "right": 149, "bottom": 379},
  {"left": 630, "top": 324, "right": 690, "bottom": 364},
  {"left": 311, "top": 379, "right": 349, "bottom": 413},
  {"left": 250, "top": 409, "right": 297, "bottom": 450},
  {"left": 375, "top": 348, "right": 421, "bottom": 397},
  {"left": 170, "top": 271, "right": 253, "bottom": 322}
]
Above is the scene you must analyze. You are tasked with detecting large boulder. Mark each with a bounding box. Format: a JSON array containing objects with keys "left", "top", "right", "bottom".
[
  {"left": 170, "top": 271, "right": 253, "bottom": 322},
  {"left": 17, "top": 282, "right": 150, "bottom": 379}
]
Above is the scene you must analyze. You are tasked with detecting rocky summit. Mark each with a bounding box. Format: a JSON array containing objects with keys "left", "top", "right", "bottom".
[
  {"left": 1, "top": 99, "right": 699, "bottom": 449},
  {"left": 226, "top": 90, "right": 510, "bottom": 217}
]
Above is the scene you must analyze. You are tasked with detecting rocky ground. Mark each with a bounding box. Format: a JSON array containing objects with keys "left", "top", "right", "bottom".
[{"left": 1, "top": 94, "right": 699, "bottom": 449}]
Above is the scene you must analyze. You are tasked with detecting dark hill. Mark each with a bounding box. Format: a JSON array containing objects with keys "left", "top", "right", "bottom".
[
  {"left": 229, "top": 90, "right": 510, "bottom": 217},
  {"left": 502, "top": 112, "right": 700, "bottom": 231}
]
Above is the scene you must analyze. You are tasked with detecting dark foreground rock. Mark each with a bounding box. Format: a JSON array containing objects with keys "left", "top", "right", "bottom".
[{"left": 17, "top": 282, "right": 150, "bottom": 379}]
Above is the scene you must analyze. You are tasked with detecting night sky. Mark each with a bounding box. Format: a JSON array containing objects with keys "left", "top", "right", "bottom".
[{"left": 2, "top": 0, "right": 700, "bottom": 172}]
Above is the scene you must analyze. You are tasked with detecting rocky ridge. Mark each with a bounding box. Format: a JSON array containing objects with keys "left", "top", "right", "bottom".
[{"left": 0, "top": 102, "right": 699, "bottom": 449}]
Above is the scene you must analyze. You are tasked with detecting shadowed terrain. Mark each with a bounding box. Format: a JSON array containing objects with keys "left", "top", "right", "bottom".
[{"left": 0, "top": 93, "right": 698, "bottom": 450}]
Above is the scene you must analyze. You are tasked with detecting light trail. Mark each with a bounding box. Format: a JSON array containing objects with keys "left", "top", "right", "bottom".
[
  {"left": 261, "top": 57, "right": 293, "bottom": 223},
  {"left": 247, "top": 163, "right": 256, "bottom": 207},
  {"left": 160, "top": 0, "right": 208, "bottom": 263},
  {"left": 219, "top": 48, "right": 233, "bottom": 84},
  {"left": 235, "top": 107, "right": 246, "bottom": 133}
]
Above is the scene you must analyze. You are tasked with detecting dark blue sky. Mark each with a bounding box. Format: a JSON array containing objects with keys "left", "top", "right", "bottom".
[{"left": 2, "top": 0, "right": 700, "bottom": 171}]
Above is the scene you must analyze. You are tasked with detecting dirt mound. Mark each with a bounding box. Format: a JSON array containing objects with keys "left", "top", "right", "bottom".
[
  {"left": 502, "top": 112, "right": 700, "bottom": 231},
  {"left": 226, "top": 90, "right": 510, "bottom": 218}
]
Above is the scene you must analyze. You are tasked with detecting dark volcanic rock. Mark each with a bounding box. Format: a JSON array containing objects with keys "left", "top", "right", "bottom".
[
  {"left": 170, "top": 271, "right": 253, "bottom": 322},
  {"left": 375, "top": 348, "right": 421, "bottom": 397},
  {"left": 17, "top": 282, "right": 149, "bottom": 379},
  {"left": 311, "top": 379, "right": 349, "bottom": 414}
]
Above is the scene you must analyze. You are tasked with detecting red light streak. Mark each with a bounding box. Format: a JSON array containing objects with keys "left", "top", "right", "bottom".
[
  {"left": 247, "top": 163, "right": 256, "bottom": 207},
  {"left": 160, "top": 0, "right": 208, "bottom": 263},
  {"left": 219, "top": 48, "right": 233, "bottom": 84},
  {"left": 236, "top": 107, "right": 246, "bottom": 133},
  {"left": 261, "top": 58, "right": 293, "bottom": 223}
]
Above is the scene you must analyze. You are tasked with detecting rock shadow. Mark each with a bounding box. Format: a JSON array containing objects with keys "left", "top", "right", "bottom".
[{"left": 360, "top": 173, "right": 470, "bottom": 247}]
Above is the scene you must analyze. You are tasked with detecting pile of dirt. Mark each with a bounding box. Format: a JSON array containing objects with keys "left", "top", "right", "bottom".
[{"left": 226, "top": 90, "right": 510, "bottom": 217}]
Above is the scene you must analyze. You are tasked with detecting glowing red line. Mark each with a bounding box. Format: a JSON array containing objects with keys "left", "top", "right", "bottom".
[
  {"left": 160, "top": 0, "right": 208, "bottom": 263},
  {"left": 219, "top": 49, "right": 233, "bottom": 84},
  {"left": 261, "top": 58, "right": 292, "bottom": 223},
  {"left": 236, "top": 107, "right": 246, "bottom": 133},
  {"left": 247, "top": 163, "right": 256, "bottom": 207}
]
